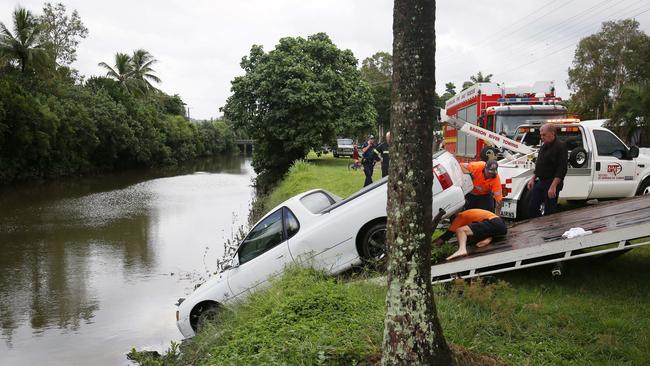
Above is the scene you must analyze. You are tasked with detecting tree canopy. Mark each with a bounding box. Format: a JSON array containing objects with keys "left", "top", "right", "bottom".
[
  {"left": 0, "top": 7, "right": 50, "bottom": 73},
  {"left": 222, "top": 33, "right": 376, "bottom": 188},
  {"left": 568, "top": 19, "right": 650, "bottom": 119},
  {"left": 462, "top": 71, "right": 493, "bottom": 90},
  {"left": 360, "top": 51, "right": 392, "bottom": 132},
  {"left": 39, "top": 2, "right": 88, "bottom": 66},
  {"left": 0, "top": 4, "right": 233, "bottom": 185},
  {"left": 98, "top": 49, "right": 161, "bottom": 95}
]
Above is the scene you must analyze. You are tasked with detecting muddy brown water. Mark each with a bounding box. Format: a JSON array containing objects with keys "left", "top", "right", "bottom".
[{"left": 0, "top": 157, "right": 254, "bottom": 365}]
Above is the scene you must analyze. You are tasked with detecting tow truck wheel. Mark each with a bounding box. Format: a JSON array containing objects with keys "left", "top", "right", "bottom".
[
  {"left": 360, "top": 222, "right": 387, "bottom": 268},
  {"left": 516, "top": 189, "right": 531, "bottom": 221},
  {"left": 636, "top": 178, "right": 650, "bottom": 196},
  {"left": 569, "top": 148, "right": 588, "bottom": 168}
]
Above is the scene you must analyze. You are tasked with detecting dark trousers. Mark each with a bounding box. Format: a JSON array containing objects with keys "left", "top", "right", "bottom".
[
  {"left": 363, "top": 164, "right": 374, "bottom": 186},
  {"left": 465, "top": 193, "right": 496, "bottom": 213},
  {"left": 528, "top": 178, "right": 563, "bottom": 218}
]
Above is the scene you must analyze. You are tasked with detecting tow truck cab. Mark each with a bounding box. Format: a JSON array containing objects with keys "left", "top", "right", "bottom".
[{"left": 500, "top": 119, "right": 650, "bottom": 219}]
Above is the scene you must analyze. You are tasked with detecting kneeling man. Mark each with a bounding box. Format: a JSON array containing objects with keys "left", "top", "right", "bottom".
[{"left": 434, "top": 209, "right": 507, "bottom": 260}]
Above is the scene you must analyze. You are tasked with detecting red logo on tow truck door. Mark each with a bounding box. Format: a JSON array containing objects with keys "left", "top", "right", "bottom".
[{"left": 607, "top": 163, "right": 622, "bottom": 176}]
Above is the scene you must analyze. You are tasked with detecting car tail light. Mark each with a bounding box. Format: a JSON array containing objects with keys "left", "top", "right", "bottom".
[{"left": 433, "top": 164, "right": 453, "bottom": 190}]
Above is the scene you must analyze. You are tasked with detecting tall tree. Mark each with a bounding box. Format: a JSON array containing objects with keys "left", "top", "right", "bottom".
[
  {"left": 222, "top": 33, "right": 375, "bottom": 189},
  {"left": 462, "top": 71, "right": 493, "bottom": 90},
  {"left": 360, "top": 51, "right": 392, "bottom": 132},
  {"left": 438, "top": 81, "right": 456, "bottom": 106},
  {"left": 130, "top": 48, "right": 161, "bottom": 92},
  {"left": 568, "top": 19, "right": 650, "bottom": 119},
  {"left": 0, "top": 7, "right": 50, "bottom": 73},
  {"left": 98, "top": 52, "right": 133, "bottom": 88},
  {"left": 444, "top": 82, "right": 456, "bottom": 95},
  {"left": 609, "top": 83, "right": 650, "bottom": 145},
  {"left": 39, "top": 2, "right": 88, "bottom": 66},
  {"left": 382, "top": 0, "right": 452, "bottom": 364}
]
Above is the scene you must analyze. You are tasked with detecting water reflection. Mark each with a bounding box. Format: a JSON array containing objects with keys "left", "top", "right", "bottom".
[{"left": 0, "top": 156, "right": 254, "bottom": 364}]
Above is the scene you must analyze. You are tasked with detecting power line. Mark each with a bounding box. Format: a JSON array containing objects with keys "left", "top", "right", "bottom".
[
  {"left": 496, "top": 4, "right": 650, "bottom": 78},
  {"left": 436, "top": 0, "right": 569, "bottom": 64}
]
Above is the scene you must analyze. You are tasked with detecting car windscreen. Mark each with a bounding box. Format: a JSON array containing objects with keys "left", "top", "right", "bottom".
[
  {"left": 496, "top": 113, "right": 567, "bottom": 138},
  {"left": 300, "top": 191, "right": 338, "bottom": 214},
  {"left": 337, "top": 139, "right": 353, "bottom": 145}
]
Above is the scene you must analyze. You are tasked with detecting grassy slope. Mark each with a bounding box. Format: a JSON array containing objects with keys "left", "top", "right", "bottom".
[
  {"left": 262, "top": 154, "right": 650, "bottom": 365},
  {"left": 141, "top": 154, "right": 649, "bottom": 365}
]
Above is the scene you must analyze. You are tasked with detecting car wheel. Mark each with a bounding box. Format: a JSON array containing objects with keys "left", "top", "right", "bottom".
[
  {"left": 636, "top": 177, "right": 650, "bottom": 196},
  {"left": 190, "top": 302, "right": 221, "bottom": 333},
  {"left": 480, "top": 146, "right": 499, "bottom": 162},
  {"left": 360, "top": 222, "right": 387, "bottom": 268},
  {"left": 569, "top": 147, "right": 588, "bottom": 168}
]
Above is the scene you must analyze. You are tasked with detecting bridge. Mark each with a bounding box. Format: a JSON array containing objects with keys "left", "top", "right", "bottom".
[{"left": 235, "top": 139, "right": 254, "bottom": 154}]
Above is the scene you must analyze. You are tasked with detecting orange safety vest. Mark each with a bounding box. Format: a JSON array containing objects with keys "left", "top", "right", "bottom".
[
  {"left": 463, "top": 161, "right": 503, "bottom": 202},
  {"left": 448, "top": 209, "right": 499, "bottom": 232}
]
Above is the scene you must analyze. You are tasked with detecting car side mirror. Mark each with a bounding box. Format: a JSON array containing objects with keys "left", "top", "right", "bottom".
[
  {"left": 232, "top": 255, "right": 240, "bottom": 268},
  {"left": 629, "top": 146, "right": 639, "bottom": 159}
]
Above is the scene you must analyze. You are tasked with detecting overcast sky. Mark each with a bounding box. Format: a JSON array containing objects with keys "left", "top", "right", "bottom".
[{"left": 2, "top": 0, "right": 649, "bottom": 119}]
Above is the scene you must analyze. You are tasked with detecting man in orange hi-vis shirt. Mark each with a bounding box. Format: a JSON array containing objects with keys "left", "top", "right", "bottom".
[
  {"left": 434, "top": 208, "right": 507, "bottom": 260},
  {"left": 461, "top": 160, "right": 502, "bottom": 213}
]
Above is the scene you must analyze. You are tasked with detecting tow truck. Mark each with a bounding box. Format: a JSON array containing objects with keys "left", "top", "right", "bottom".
[
  {"left": 444, "top": 116, "right": 650, "bottom": 220},
  {"left": 433, "top": 116, "right": 650, "bottom": 282}
]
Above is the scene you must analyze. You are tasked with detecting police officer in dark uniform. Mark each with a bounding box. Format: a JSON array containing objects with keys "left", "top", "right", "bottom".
[
  {"left": 362, "top": 135, "right": 380, "bottom": 187},
  {"left": 376, "top": 131, "right": 391, "bottom": 177}
]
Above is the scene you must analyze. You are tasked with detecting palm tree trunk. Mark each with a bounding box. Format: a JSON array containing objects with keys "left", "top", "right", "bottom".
[{"left": 381, "top": 0, "right": 452, "bottom": 365}]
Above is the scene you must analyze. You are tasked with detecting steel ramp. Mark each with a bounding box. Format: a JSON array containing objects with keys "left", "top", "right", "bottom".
[{"left": 431, "top": 195, "right": 650, "bottom": 283}]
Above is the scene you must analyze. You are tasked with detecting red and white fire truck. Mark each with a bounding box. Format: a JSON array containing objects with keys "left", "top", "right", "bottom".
[{"left": 443, "top": 81, "right": 568, "bottom": 162}]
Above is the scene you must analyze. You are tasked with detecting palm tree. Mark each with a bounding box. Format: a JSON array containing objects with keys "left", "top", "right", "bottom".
[
  {"left": 462, "top": 71, "right": 494, "bottom": 90},
  {"left": 130, "top": 49, "right": 161, "bottom": 93},
  {"left": 470, "top": 71, "right": 493, "bottom": 83},
  {"left": 98, "top": 52, "right": 133, "bottom": 88},
  {"left": 0, "top": 7, "right": 50, "bottom": 73}
]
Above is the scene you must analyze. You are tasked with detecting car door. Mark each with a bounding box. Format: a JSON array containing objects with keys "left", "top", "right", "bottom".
[
  {"left": 590, "top": 129, "right": 637, "bottom": 198},
  {"left": 226, "top": 207, "right": 298, "bottom": 300}
]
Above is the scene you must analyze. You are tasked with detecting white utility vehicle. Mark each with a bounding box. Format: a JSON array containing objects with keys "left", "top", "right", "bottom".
[
  {"left": 176, "top": 150, "right": 472, "bottom": 338},
  {"left": 445, "top": 117, "right": 650, "bottom": 220},
  {"left": 332, "top": 138, "right": 355, "bottom": 158}
]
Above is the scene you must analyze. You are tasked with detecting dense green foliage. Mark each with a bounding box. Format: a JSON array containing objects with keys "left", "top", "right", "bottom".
[
  {"left": 0, "top": 4, "right": 235, "bottom": 184},
  {"left": 568, "top": 19, "right": 650, "bottom": 122},
  {"left": 608, "top": 83, "right": 650, "bottom": 145},
  {"left": 222, "top": 33, "right": 376, "bottom": 190},
  {"left": 360, "top": 51, "right": 392, "bottom": 133}
]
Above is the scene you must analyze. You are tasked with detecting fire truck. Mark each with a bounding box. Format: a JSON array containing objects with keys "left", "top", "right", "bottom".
[{"left": 443, "top": 81, "right": 568, "bottom": 162}]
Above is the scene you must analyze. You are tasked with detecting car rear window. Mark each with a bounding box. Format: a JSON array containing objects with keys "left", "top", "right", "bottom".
[{"left": 300, "top": 191, "right": 338, "bottom": 214}]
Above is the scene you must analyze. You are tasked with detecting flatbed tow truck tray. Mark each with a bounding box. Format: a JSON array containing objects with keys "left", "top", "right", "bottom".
[{"left": 432, "top": 195, "right": 650, "bottom": 283}]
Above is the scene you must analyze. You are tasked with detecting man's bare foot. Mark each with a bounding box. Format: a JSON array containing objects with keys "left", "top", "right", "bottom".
[
  {"left": 476, "top": 237, "right": 492, "bottom": 248},
  {"left": 446, "top": 249, "right": 467, "bottom": 261}
]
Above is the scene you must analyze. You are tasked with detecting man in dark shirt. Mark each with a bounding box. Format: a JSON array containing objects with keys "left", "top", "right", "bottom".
[
  {"left": 376, "top": 131, "right": 391, "bottom": 177},
  {"left": 361, "top": 135, "right": 380, "bottom": 187},
  {"left": 527, "top": 123, "right": 568, "bottom": 218}
]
